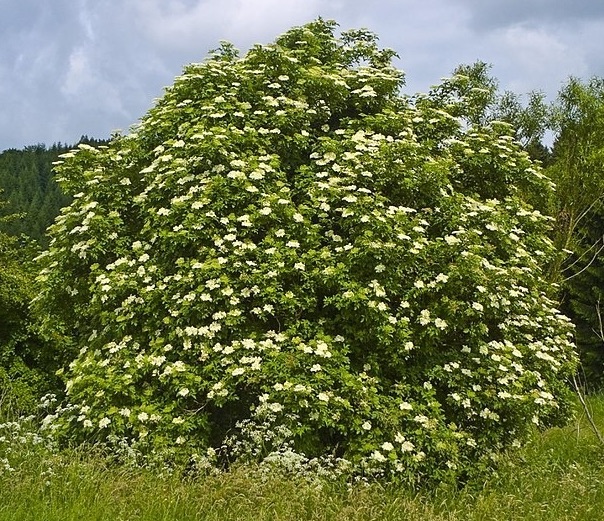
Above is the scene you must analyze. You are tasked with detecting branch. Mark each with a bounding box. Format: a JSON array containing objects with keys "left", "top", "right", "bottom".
[
  {"left": 575, "top": 195, "right": 604, "bottom": 228},
  {"left": 572, "top": 374, "right": 604, "bottom": 446},
  {"left": 570, "top": 299, "right": 604, "bottom": 446},
  {"left": 563, "top": 237, "right": 604, "bottom": 282},
  {"left": 562, "top": 236, "right": 603, "bottom": 272}
]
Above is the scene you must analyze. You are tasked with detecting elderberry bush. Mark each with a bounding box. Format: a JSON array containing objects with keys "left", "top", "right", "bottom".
[{"left": 35, "top": 20, "right": 577, "bottom": 484}]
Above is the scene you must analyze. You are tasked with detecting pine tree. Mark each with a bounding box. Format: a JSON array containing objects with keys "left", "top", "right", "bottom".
[{"left": 0, "top": 139, "right": 108, "bottom": 245}]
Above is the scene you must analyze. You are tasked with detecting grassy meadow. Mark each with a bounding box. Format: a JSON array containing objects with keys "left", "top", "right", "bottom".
[{"left": 1, "top": 395, "right": 604, "bottom": 521}]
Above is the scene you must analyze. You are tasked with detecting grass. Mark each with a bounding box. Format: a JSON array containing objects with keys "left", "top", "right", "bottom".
[{"left": 2, "top": 396, "right": 604, "bottom": 520}]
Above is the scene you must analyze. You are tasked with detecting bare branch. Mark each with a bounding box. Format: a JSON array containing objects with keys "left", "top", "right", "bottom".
[
  {"left": 562, "top": 236, "right": 604, "bottom": 272},
  {"left": 563, "top": 238, "right": 604, "bottom": 282},
  {"left": 572, "top": 374, "right": 604, "bottom": 446}
]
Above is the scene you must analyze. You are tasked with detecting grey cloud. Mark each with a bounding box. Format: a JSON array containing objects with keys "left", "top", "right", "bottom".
[{"left": 458, "top": 0, "right": 604, "bottom": 30}]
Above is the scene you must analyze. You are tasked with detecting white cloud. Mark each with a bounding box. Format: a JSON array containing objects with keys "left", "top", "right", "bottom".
[
  {"left": 61, "top": 47, "right": 91, "bottom": 96},
  {"left": 225, "top": 0, "right": 325, "bottom": 38},
  {"left": 126, "top": 0, "right": 323, "bottom": 54}
]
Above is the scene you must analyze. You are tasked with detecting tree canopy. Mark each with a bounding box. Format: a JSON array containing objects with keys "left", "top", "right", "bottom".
[
  {"left": 0, "top": 222, "right": 59, "bottom": 412},
  {"left": 546, "top": 77, "right": 604, "bottom": 385}
]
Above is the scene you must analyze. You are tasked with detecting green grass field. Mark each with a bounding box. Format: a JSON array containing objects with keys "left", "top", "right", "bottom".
[{"left": 1, "top": 395, "right": 604, "bottom": 521}]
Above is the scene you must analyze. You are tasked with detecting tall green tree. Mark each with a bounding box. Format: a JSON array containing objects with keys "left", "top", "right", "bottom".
[
  {"left": 427, "top": 61, "right": 551, "bottom": 165},
  {"left": 547, "top": 77, "right": 604, "bottom": 385},
  {"left": 0, "top": 138, "right": 108, "bottom": 246},
  {"left": 494, "top": 89, "right": 551, "bottom": 164}
]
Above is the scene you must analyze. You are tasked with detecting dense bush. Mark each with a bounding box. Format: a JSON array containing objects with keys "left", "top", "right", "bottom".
[
  {"left": 35, "top": 20, "right": 577, "bottom": 483},
  {"left": 0, "top": 230, "right": 60, "bottom": 413}
]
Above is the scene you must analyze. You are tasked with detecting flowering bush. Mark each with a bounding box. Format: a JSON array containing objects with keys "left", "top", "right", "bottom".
[{"left": 35, "top": 20, "right": 577, "bottom": 483}]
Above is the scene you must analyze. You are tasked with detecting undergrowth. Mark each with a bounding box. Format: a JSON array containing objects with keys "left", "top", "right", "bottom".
[{"left": 1, "top": 395, "right": 603, "bottom": 520}]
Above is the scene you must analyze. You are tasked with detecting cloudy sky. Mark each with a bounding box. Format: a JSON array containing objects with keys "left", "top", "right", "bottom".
[{"left": 1, "top": 0, "right": 603, "bottom": 151}]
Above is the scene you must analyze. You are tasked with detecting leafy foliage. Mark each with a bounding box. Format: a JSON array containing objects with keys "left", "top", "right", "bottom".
[
  {"left": 0, "top": 225, "right": 60, "bottom": 412},
  {"left": 428, "top": 61, "right": 551, "bottom": 165},
  {"left": 547, "top": 77, "right": 604, "bottom": 386},
  {"left": 0, "top": 144, "right": 70, "bottom": 246},
  {"left": 35, "top": 20, "right": 577, "bottom": 483}
]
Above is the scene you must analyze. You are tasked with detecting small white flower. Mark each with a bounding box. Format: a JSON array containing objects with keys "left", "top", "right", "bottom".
[
  {"left": 317, "top": 392, "right": 330, "bottom": 402},
  {"left": 419, "top": 309, "right": 431, "bottom": 325},
  {"left": 434, "top": 318, "right": 448, "bottom": 330},
  {"left": 371, "top": 450, "right": 386, "bottom": 462},
  {"left": 362, "top": 421, "right": 372, "bottom": 431},
  {"left": 268, "top": 402, "right": 284, "bottom": 412},
  {"left": 99, "top": 417, "right": 111, "bottom": 428},
  {"left": 382, "top": 442, "right": 394, "bottom": 451},
  {"left": 401, "top": 441, "right": 415, "bottom": 452}
]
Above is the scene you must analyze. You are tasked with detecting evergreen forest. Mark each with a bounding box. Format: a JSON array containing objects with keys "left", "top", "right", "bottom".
[{"left": 0, "top": 136, "right": 108, "bottom": 245}]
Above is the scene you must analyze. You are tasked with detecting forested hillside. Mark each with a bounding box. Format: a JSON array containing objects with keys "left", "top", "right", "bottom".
[{"left": 0, "top": 137, "right": 107, "bottom": 245}]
